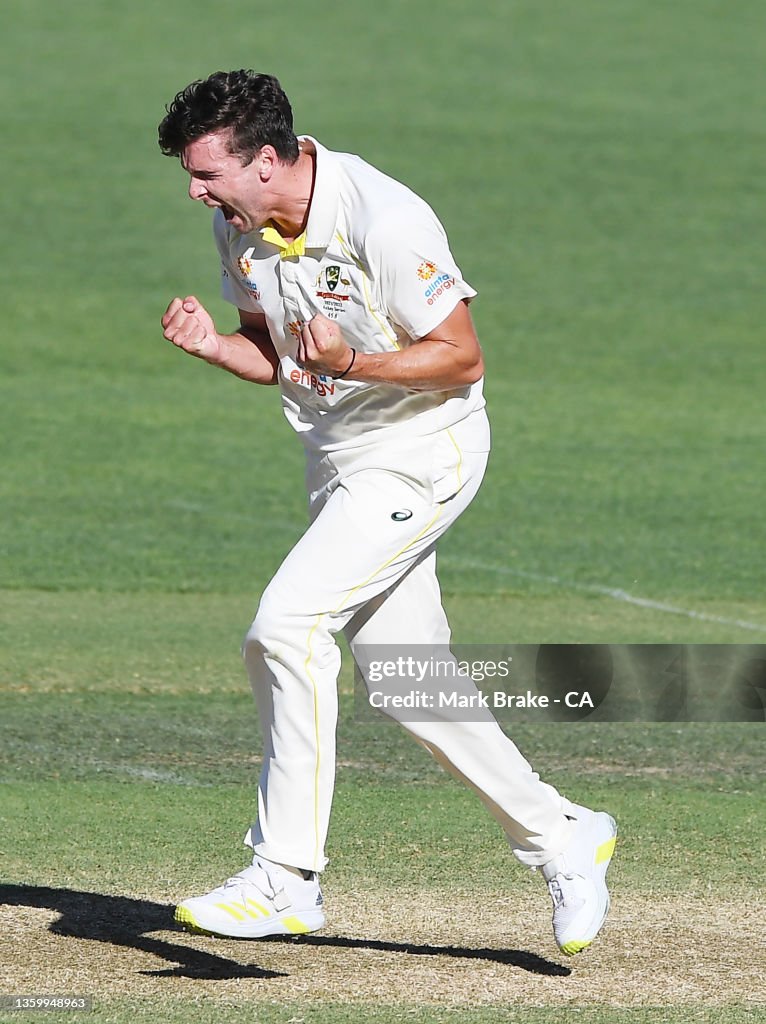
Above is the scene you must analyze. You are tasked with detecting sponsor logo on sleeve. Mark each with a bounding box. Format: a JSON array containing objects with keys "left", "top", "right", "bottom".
[
  {"left": 236, "top": 250, "right": 261, "bottom": 299},
  {"left": 423, "top": 272, "right": 456, "bottom": 305},
  {"left": 416, "top": 260, "right": 457, "bottom": 303}
]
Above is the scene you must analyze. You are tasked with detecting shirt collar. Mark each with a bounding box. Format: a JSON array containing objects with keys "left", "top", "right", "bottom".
[{"left": 259, "top": 136, "right": 339, "bottom": 259}]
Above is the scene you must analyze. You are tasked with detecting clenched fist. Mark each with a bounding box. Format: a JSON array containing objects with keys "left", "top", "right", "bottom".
[
  {"left": 298, "top": 313, "right": 355, "bottom": 377},
  {"left": 161, "top": 296, "right": 222, "bottom": 363}
]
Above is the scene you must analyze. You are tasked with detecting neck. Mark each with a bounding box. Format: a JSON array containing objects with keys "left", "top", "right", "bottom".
[{"left": 269, "top": 144, "right": 316, "bottom": 242}]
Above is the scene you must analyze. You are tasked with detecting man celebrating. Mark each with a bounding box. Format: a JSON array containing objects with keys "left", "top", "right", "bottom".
[{"left": 158, "top": 70, "right": 616, "bottom": 957}]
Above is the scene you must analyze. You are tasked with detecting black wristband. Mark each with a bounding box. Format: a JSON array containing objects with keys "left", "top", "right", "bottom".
[{"left": 332, "top": 347, "right": 356, "bottom": 380}]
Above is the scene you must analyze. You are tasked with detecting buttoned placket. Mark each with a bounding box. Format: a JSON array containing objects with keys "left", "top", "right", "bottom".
[
  {"left": 261, "top": 137, "right": 340, "bottom": 357},
  {"left": 277, "top": 252, "right": 324, "bottom": 350}
]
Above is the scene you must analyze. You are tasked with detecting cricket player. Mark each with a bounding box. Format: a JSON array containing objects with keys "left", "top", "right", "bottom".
[{"left": 158, "top": 70, "right": 616, "bottom": 957}]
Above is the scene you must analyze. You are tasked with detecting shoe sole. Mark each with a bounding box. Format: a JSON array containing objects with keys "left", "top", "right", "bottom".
[
  {"left": 175, "top": 903, "right": 326, "bottom": 939},
  {"left": 560, "top": 813, "right": 617, "bottom": 957}
]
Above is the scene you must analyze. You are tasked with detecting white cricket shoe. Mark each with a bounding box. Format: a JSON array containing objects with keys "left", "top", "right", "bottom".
[
  {"left": 175, "top": 856, "right": 325, "bottom": 938},
  {"left": 541, "top": 807, "right": 617, "bottom": 957}
]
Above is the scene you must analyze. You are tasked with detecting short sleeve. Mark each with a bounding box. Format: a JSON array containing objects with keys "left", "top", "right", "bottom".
[{"left": 364, "top": 202, "right": 476, "bottom": 340}]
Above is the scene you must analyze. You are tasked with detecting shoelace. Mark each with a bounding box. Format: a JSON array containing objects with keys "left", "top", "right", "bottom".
[
  {"left": 548, "top": 872, "right": 588, "bottom": 913},
  {"left": 548, "top": 878, "right": 565, "bottom": 908}
]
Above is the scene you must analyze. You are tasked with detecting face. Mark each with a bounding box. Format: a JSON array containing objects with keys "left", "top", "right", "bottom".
[{"left": 181, "top": 131, "right": 274, "bottom": 234}]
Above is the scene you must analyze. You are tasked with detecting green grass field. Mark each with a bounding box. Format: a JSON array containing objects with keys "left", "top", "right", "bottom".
[{"left": 1, "top": 0, "right": 765, "bottom": 1021}]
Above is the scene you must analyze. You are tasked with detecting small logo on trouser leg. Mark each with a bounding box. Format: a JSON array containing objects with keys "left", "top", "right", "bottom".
[{"left": 391, "top": 509, "right": 413, "bottom": 521}]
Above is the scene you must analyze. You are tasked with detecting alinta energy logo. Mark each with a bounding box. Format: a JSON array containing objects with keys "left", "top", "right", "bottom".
[
  {"left": 423, "top": 272, "right": 455, "bottom": 306},
  {"left": 288, "top": 366, "right": 336, "bottom": 398},
  {"left": 417, "top": 260, "right": 437, "bottom": 281}
]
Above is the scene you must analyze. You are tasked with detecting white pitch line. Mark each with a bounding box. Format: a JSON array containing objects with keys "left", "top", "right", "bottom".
[{"left": 456, "top": 560, "right": 766, "bottom": 635}]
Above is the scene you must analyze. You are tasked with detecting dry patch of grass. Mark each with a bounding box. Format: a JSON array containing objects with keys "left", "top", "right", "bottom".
[{"left": 1, "top": 888, "right": 762, "bottom": 1011}]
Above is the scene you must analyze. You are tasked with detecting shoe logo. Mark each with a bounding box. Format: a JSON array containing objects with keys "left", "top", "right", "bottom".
[
  {"left": 391, "top": 509, "right": 413, "bottom": 521},
  {"left": 316, "top": 892, "right": 323, "bottom": 906}
]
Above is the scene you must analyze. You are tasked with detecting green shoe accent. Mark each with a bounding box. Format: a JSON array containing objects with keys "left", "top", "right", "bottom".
[
  {"left": 281, "top": 915, "right": 311, "bottom": 934},
  {"left": 560, "top": 939, "right": 592, "bottom": 957},
  {"left": 595, "top": 836, "right": 617, "bottom": 865},
  {"left": 175, "top": 904, "right": 213, "bottom": 935}
]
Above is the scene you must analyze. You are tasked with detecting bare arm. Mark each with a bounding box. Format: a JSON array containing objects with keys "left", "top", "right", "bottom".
[
  {"left": 161, "top": 296, "right": 280, "bottom": 385},
  {"left": 298, "top": 300, "right": 483, "bottom": 391}
]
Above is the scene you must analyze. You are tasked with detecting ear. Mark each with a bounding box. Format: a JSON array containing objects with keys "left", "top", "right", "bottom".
[{"left": 257, "top": 145, "right": 279, "bottom": 182}]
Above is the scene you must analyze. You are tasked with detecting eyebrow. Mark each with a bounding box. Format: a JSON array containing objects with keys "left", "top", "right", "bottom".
[{"left": 183, "top": 166, "right": 220, "bottom": 180}]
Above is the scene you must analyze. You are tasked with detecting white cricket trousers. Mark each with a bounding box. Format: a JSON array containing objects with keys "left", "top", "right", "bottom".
[{"left": 242, "top": 409, "right": 574, "bottom": 872}]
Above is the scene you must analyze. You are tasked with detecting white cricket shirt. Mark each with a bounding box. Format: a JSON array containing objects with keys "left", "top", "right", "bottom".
[{"left": 214, "top": 136, "right": 485, "bottom": 453}]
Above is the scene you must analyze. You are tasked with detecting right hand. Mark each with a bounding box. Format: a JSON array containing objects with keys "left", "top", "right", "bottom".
[{"left": 161, "top": 296, "right": 221, "bottom": 362}]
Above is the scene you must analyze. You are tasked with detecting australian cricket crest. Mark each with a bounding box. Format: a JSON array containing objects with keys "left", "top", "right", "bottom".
[
  {"left": 325, "top": 264, "right": 340, "bottom": 292},
  {"left": 316, "top": 263, "right": 351, "bottom": 319}
]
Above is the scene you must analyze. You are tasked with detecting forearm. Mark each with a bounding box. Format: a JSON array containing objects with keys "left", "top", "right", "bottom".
[
  {"left": 299, "top": 300, "right": 484, "bottom": 391},
  {"left": 211, "top": 327, "right": 280, "bottom": 385},
  {"left": 347, "top": 339, "right": 483, "bottom": 391},
  {"left": 161, "top": 296, "right": 279, "bottom": 384}
]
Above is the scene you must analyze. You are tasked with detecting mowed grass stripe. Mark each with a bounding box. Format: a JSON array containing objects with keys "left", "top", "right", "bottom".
[
  {"left": 1, "top": 778, "right": 762, "bottom": 896},
  {"left": 3, "top": 592, "right": 766, "bottom": 709},
  {"left": 0, "top": 1003, "right": 760, "bottom": 1024}
]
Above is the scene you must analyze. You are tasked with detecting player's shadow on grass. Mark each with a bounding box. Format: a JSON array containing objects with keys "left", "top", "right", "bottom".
[
  {"left": 0, "top": 884, "right": 282, "bottom": 980},
  {"left": 0, "top": 884, "right": 570, "bottom": 979},
  {"left": 277, "top": 933, "right": 570, "bottom": 976}
]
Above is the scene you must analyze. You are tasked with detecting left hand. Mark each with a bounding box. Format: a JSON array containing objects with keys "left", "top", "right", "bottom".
[{"left": 298, "top": 314, "right": 354, "bottom": 376}]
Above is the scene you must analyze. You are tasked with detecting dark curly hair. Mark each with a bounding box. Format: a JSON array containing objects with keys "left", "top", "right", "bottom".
[{"left": 158, "top": 70, "right": 299, "bottom": 165}]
